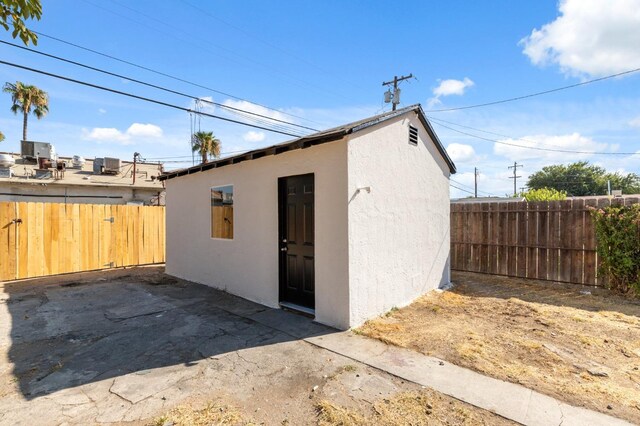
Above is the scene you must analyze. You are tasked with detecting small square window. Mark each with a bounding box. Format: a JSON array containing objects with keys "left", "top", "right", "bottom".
[
  {"left": 211, "top": 185, "right": 233, "bottom": 239},
  {"left": 409, "top": 125, "right": 419, "bottom": 146}
]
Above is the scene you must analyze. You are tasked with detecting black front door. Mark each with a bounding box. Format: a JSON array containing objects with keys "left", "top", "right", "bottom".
[{"left": 278, "top": 173, "right": 315, "bottom": 310}]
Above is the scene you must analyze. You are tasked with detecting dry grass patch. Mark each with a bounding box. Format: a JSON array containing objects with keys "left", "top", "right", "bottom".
[
  {"left": 358, "top": 272, "right": 640, "bottom": 424},
  {"left": 317, "top": 388, "right": 513, "bottom": 426},
  {"left": 149, "top": 400, "right": 254, "bottom": 426}
]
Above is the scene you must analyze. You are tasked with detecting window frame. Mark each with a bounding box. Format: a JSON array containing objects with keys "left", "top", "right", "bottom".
[{"left": 210, "top": 184, "right": 235, "bottom": 241}]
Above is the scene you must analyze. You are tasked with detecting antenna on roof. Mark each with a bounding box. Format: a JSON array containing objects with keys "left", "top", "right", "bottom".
[{"left": 382, "top": 73, "right": 414, "bottom": 111}]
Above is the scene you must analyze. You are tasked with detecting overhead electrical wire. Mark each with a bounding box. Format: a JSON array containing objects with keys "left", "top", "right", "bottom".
[
  {"left": 178, "top": 0, "right": 368, "bottom": 92},
  {"left": 450, "top": 184, "right": 475, "bottom": 195},
  {"left": 80, "top": 0, "right": 349, "bottom": 102},
  {"left": 0, "top": 59, "right": 304, "bottom": 138},
  {"left": 0, "top": 40, "right": 317, "bottom": 135},
  {"left": 425, "top": 66, "right": 640, "bottom": 113},
  {"left": 431, "top": 120, "right": 639, "bottom": 156},
  {"left": 32, "top": 31, "right": 323, "bottom": 127},
  {"left": 428, "top": 115, "right": 570, "bottom": 149},
  {"left": 450, "top": 178, "right": 494, "bottom": 196}
]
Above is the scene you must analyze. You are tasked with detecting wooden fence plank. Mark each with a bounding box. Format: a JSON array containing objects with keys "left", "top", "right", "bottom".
[
  {"left": 450, "top": 197, "right": 640, "bottom": 287},
  {"left": 526, "top": 202, "right": 538, "bottom": 279},
  {"left": 0, "top": 202, "right": 16, "bottom": 281},
  {"left": 488, "top": 202, "right": 499, "bottom": 274},
  {"left": 535, "top": 201, "right": 549, "bottom": 280},
  {"left": 497, "top": 203, "right": 509, "bottom": 276},
  {"left": 570, "top": 199, "right": 585, "bottom": 284},
  {"left": 583, "top": 198, "right": 598, "bottom": 285}
]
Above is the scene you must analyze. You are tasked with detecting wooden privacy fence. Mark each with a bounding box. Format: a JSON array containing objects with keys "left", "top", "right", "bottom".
[
  {"left": 0, "top": 202, "right": 165, "bottom": 282},
  {"left": 450, "top": 197, "right": 640, "bottom": 286}
]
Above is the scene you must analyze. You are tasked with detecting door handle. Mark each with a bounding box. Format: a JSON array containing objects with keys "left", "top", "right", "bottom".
[{"left": 280, "top": 247, "right": 288, "bottom": 252}]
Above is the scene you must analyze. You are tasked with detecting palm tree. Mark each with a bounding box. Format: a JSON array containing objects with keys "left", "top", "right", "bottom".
[
  {"left": 3, "top": 81, "right": 49, "bottom": 141},
  {"left": 192, "top": 131, "right": 221, "bottom": 164}
]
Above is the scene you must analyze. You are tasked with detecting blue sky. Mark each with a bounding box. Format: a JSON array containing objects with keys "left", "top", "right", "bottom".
[{"left": 0, "top": 0, "right": 639, "bottom": 197}]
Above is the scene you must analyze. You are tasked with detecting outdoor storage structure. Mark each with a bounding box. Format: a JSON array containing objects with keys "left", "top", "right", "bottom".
[{"left": 160, "top": 105, "right": 456, "bottom": 329}]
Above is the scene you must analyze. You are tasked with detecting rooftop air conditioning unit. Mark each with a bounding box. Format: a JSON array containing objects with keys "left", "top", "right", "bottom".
[
  {"left": 72, "top": 155, "right": 86, "bottom": 169},
  {"left": 0, "top": 154, "right": 15, "bottom": 168},
  {"left": 93, "top": 157, "right": 104, "bottom": 174},
  {"left": 103, "top": 157, "right": 121, "bottom": 174},
  {"left": 21, "top": 140, "right": 56, "bottom": 161}
]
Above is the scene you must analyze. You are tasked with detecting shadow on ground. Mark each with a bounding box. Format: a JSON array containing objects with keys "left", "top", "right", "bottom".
[
  {"left": 0, "top": 267, "right": 334, "bottom": 400},
  {"left": 451, "top": 270, "right": 640, "bottom": 317}
]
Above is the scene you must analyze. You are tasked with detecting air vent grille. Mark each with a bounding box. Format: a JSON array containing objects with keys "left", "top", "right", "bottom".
[{"left": 409, "top": 125, "right": 418, "bottom": 145}]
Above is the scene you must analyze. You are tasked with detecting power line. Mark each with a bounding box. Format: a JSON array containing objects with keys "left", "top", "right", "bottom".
[
  {"left": 179, "top": 0, "right": 367, "bottom": 92},
  {"left": 81, "top": 0, "right": 348, "bottom": 102},
  {"left": 0, "top": 39, "right": 317, "bottom": 135},
  {"left": 144, "top": 150, "right": 250, "bottom": 160},
  {"left": 428, "top": 116, "right": 567, "bottom": 149},
  {"left": 450, "top": 178, "right": 493, "bottom": 196},
  {"left": 0, "top": 59, "right": 303, "bottom": 138},
  {"left": 431, "top": 120, "right": 639, "bottom": 155},
  {"left": 425, "top": 66, "right": 640, "bottom": 113},
  {"left": 450, "top": 184, "right": 475, "bottom": 195},
  {"left": 32, "top": 31, "right": 323, "bottom": 126}
]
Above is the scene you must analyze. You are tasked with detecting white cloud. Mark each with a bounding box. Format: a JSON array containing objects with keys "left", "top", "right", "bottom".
[
  {"left": 98, "top": 108, "right": 107, "bottom": 114},
  {"left": 126, "top": 123, "right": 163, "bottom": 138},
  {"left": 629, "top": 116, "right": 640, "bottom": 128},
  {"left": 83, "top": 123, "right": 163, "bottom": 145},
  {"left": 85, "top": 127, "right": 129, "bottom": 143},
  {"left": 428, "top": 77, "right": 474, "bottom": 107},
  {"left": 493, "top": 133, "right": 609, "bottom": 162},
  {"left": 446, "top": 143, "right": 476, "bottom": 163},
  {"left": 243, "top": 131, "right": 265, "bottom": 142},
  {"left": 433, "top": 78, "right": 475, "bottom": 97},
  {"left": 520, "top": 0, "right": 640, "bottom": 77}
]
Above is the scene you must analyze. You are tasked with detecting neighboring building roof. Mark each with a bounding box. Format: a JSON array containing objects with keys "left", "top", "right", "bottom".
[
  {"left": 159, "top": 104, "right": 456, "bottom": 181},
  {"left": 451, "top": 196, "right": 526, "bottom": 203},
  {"left": 0, "top": 153, "right": 165, "bottom": 190}
]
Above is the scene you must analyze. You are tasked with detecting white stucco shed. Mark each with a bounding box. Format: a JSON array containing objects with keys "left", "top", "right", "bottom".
[{"left": 160, "top": 105, "right": 456, "bottom": 330}]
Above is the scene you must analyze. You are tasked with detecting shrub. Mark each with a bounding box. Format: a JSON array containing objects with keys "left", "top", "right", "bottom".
[
  {"left": 519, "top": 187, "right": 567, "bottom": 202},
  {"left": 590, "top": 204, "right": 640, "bottom": 294}
]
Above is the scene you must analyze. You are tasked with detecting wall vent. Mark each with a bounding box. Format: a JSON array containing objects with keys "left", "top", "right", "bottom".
[{"left": 409, "top": 125, "right": 418, "bottom": 146}]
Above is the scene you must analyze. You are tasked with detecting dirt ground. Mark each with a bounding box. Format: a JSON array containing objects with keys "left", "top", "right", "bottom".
[
  {"left": 0, "top": 267, "right": 512, "bottom": 425},
  {"left": 358, "top": 271, "right": 640, "bottom": 424}
]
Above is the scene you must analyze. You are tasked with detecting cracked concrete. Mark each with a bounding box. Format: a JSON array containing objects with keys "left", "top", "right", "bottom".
[
  {"left": 0, "top": 267, "right": 443, "bottom": 425},
  {"left": 0, "top": 267, "right": 624, "bottom": 425}
]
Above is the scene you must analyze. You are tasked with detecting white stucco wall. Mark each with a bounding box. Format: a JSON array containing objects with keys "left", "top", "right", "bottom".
[
  {"left": 165, "top": 141, "right": 351, "bottom": 329},
  {"left": 346, "top": 113, "right": 451, "bottom": 327}
]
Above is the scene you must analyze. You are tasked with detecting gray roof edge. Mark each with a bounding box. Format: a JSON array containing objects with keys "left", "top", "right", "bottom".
[{"left": 159, "top": 104, "right": 455, "bottom": 181}]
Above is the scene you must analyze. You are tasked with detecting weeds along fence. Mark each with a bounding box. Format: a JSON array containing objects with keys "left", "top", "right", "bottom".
[
  {"left": 0, "top": 202, "right": 165, "bottom": 282},
  {"left": 450, "top": 197, "right": 640, "bottom": 286}
]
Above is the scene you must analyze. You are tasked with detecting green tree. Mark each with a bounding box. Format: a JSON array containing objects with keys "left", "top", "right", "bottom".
[
  {"left": 519, "top": 187, "right": 567, "bottom": 202},
  {"left": 527, "top": 161, "right": 640, "bottom": 196},
  {"left": 0, "top": 131, "right": 4, "bottom": 143},
  {"left": 3, "top": 81, "right": 49, "bottom": 141},
  {"left": 192, "top": 131, "right": 221, "bottom": 164},
  {"left": 0, "top": 0, "right": 42, "bottom": 45}
]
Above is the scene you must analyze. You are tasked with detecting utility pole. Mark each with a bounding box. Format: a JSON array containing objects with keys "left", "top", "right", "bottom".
[
  {"left": 474, "top": 167, "right": 479, "bottom": 198},
  {"left": 132, "top": 152, "right": 140, "bottom": 185},
  {"left": 382, "top": 73, "right": 413, "bottom": 111},
  {"left": 508, "top": 162, "right": 523, "bottom": 196}
]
